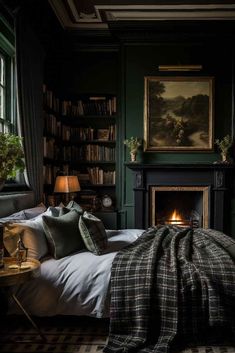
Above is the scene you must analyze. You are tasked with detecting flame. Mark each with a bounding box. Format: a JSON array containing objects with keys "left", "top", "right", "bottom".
[{"left": 169, "top": 209, "right": 183, "bottom": 225}]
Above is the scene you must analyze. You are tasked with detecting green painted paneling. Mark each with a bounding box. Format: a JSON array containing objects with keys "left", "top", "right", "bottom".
[{"left": 121, "top": 42, "right": 235, "bottom": 230}]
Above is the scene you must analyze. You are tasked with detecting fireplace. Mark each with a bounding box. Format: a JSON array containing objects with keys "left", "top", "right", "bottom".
[
  {"left": 150, "top": 186, "right": 209, "bottom": 228},
  {"left": 126, "top": 163, "right": 234, "bottom": 233}
]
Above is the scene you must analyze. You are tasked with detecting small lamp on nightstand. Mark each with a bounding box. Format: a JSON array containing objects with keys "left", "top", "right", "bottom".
[{"left": 54, "top": 175, "right": 80, "bottom": 204}]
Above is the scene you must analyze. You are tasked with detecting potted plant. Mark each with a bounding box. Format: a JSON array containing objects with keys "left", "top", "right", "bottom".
[
  {"left": 124, "top": 136, "right": 142, "bottom": 162},
  {"left": 0, "top": 132, "right": 25, "bottom": 190},
  {"left": 215, "top": 134, "right": 233, "bottom": 163}
]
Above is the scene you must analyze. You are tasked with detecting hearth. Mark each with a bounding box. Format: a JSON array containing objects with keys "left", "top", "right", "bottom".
[
  {"left": 126, "top": 163, "right": 234, "bottom": 233},
  {"left": 150, "top": 186, "right": 209, "bottom": 228}
]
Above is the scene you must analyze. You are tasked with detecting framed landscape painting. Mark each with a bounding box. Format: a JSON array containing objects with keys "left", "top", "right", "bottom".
[{"left": 144, "top": 76, "right": 214, "bottom": 151}]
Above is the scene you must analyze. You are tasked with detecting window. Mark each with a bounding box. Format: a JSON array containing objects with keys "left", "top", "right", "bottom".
[
  {"left": 0, "top": 12, "right": 25, "bottom": 189},
  {"left": 0, "top": 14, "right": 16, "bottom": 134}
]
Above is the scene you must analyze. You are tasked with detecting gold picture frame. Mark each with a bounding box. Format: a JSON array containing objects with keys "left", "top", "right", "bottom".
[{"left": 144, "top": 76, "right": 214, "bottom": 151}]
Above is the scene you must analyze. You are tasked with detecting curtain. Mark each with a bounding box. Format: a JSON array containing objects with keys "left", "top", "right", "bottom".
[{"left": 15, "top": 9, "right": 45, "bottom": 204}]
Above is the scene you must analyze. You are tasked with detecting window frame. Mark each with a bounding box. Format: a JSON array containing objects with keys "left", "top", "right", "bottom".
[
  {"left": 0, "top": 13, "right": 27, "bottom": 191},
  {"left": 0, "top": 30, "right": 16, "bottom": 134}
]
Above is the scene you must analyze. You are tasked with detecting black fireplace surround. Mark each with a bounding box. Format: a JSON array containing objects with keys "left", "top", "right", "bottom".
[{"left": 126, "top": 163, "right": 234, "bottom": 234}]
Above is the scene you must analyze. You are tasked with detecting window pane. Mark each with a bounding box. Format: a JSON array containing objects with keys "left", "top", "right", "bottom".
[
  {"left": 0, "top": 56, "right": 4, "bottom": 86},
  {"left": 0, "top": 87, "right": 3, "bottom": 119}
]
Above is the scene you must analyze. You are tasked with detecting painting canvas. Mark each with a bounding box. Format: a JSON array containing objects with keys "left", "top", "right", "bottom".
[{"left": 144, "top": 76, "right": 214, "bottom": 151}]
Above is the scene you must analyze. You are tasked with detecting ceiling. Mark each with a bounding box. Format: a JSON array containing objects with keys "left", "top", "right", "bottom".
[{"left": 48, "top": 0, "right": 235, "bottom": 31}]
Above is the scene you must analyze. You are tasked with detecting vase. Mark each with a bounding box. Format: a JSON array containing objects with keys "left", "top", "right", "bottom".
[
  {"left": 130, "top": 151, "right": 137, "bottom": 162},
  {"left": 0, "top": 179, "right": 5, "bottom": 191},
  {"left": 221, "top": 152, "right": 228, "bottom": 163}
]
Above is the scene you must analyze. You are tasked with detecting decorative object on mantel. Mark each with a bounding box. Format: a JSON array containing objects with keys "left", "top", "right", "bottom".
[
  {"left": 124, "top": 136, "right": 142, "bottom": 162},
  {"left": 215, "top": 134, "right": 233, "bottom": 164},
  {"left": 0, "top": 133, "right": 25, "bottom": 191}
]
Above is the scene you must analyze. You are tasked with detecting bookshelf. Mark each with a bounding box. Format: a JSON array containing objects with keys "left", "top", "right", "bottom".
[{"left": 43, "top": 84, "right": 117, "bottom": 214}]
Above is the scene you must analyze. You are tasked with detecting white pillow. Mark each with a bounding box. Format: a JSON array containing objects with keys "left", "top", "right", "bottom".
[
  {"left": 0, "top": 210, "right": 27, "bottom": 223},
  {"left": 0, "top": 203, "right": 47, "bottom": 223},
  {"left": 3, "top": 208, "right": 54, "bottom": 260},
  {"left": 23, "top": 203, "right": 47, "bottom": 219}
]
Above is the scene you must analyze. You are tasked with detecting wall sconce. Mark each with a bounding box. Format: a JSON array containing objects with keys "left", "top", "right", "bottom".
[
  {"left": 158, "top": 65, "right": 203, "bottom": 72},
  {"left": 54, "top": 175, "right": 81, "bottom": 204}
]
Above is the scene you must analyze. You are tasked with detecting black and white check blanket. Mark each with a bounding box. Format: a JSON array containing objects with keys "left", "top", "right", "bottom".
[{"left": 104, "top": 226, "right": 235, "bottom": 353}]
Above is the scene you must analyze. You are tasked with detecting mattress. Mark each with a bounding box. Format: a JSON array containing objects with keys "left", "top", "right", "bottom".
[{"left": 8, "top": 229, "right": 144, "bottom": 318}]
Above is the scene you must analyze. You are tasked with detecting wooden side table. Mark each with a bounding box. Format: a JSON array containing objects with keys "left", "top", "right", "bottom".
[{"left": 0, "top": 257, "right": 47, "bottom": 342}]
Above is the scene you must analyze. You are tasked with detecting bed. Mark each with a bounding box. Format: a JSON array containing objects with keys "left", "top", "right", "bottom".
[
  {"left": 1, "top": 201, "right": 144, "bottom": 318},
  {"left": 1, "top": 198, "right": 235, "bottom": 352}
]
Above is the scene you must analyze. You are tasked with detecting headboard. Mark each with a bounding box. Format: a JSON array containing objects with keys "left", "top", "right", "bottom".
[{"left": 0, "top": 191, "right": 35, "bottom": 218}]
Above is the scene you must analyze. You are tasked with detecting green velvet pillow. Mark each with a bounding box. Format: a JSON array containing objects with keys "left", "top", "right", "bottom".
[
  {"left": 78, "top": 211, "right": 107, "bottom": 255},
  {"left": 42, "top": 210, "right": 85, "bottom": 259},
  {"left": 66, "top": 200, "right": 84, "bottom": 215}
]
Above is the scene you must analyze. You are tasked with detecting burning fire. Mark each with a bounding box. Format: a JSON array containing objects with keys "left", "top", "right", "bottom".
[{"left": 169, "top": 209, "right": 183, "bottom": 225}]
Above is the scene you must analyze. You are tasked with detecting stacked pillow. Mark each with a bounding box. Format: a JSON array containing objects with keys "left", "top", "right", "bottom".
[
  {"left": 0, "top": 203, "right": 46, "bottom": 223},
  {"left": 79, "top": 211, "right": 107, "bottom": 255},
  {"left": 3, "top": 201, "right": 108, "bottom": 261},
  {"left": 42, "top": 210, "right": 85, "bottom": 259},
  {"left": 3, "top": 206, "right": 56, "bottom": 260}
]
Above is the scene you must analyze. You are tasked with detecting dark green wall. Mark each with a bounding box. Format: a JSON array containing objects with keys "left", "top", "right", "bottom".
[
  {"left": 45, "top": 28, "right": 235, "bottom": 235},
  {"left": 120, "top": 40, "right": 235, "bottom": 233}
]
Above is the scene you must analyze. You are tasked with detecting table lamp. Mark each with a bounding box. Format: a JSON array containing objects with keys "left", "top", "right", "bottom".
[{"left": 54, "top": 175, "right": 80, "bottom": 204}]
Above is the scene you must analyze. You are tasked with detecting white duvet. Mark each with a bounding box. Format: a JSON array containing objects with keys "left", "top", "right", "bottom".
[{"left": 9, "top": 229, "right": 144, "bottom": 318}]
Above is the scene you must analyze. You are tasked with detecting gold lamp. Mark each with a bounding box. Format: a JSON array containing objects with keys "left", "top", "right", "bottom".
[{"left": 54, "top": 175, "right": 80, "bottom": 203}]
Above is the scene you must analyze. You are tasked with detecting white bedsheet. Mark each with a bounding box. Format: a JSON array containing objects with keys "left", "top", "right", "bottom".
[{"left": 9, "top": 229, "right": 144, "bottom": 317}]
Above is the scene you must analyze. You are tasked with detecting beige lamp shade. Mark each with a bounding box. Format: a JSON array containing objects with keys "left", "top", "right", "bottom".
[{"left": 54, "top": 176, "right": 80, "bottom": 193}]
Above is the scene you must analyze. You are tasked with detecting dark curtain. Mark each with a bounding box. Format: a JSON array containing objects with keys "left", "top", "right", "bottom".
[{"left": 15, "top": 9, "right": 45, "bottom": 204}]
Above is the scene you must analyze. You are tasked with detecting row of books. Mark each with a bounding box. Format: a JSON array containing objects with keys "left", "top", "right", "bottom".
[
  {"left": 61, "top": 125, "right": 116, "bottom": 142},
  {"left": 61, "top": 96, "right": 117, "bottom": 117},
  {"left": 70, "top": 125, "right": 116, "bottom": 142},
  {"left": 87, "top": 167, "right": 116, "bottom": 185},
  {"left": 61, "top": 145, "right": 115, "bottom": 162},
  {"left": 43, "top": 85, "right": 117, "bottom": 117},
  {"left": 44, "top": 113, "right": 116, "bottom": 142},
  {"left": 44, "top": 140, "right": 116, "bottom": 162}
]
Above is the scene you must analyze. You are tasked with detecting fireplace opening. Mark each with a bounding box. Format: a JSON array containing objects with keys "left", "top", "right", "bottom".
[{"left": 150, "top": 186, "right": 209, "bottom": 228}]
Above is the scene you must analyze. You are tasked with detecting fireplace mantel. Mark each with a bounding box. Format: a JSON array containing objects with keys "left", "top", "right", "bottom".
[{"left": 126, "top": 163, "right": 234, "bottom": 233}]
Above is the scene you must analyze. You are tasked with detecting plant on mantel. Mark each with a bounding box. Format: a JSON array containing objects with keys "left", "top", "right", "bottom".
[
  {"left": 0, "top": 133, "right": 25, "bottom": 190},
  {"left": 124, "top": 136, "right": 142, "bottom": 162},
  {"left": 215, "top": 134, "right": 233, "bottom": 163}
]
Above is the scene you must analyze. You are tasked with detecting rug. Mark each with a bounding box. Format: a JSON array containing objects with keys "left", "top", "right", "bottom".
[
  {"left": 0, "top": 316, "right": 108, "bottom": 353},
  {"left": 0, "top": 316, "right": 234, "bottom": 353}
]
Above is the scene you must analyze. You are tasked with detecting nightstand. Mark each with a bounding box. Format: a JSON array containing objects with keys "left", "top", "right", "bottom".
[{"left": 0, "top": 257, "right": 46, "bottom": 342}]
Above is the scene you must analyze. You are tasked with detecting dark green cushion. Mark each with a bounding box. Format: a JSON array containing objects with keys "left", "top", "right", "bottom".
[
  {"left": 42, "top": 210, "right": 85, "bottom": 259},
  {"left": 66, "top": 200, "right": 83, "bottom": 215},
  {"left": 78, "top": 211, "right": 107, "bottom": 255}
]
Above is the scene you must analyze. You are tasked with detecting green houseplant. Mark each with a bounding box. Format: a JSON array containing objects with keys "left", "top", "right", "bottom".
[
  {"left": 124, "top": 136, "right": 142, "bottom": 162},
  {"left": 215, "top": 134, "right": 233, "bottom": 163},
  {"left": 0, "top": 133, "right": 25, "bottom": 189}
]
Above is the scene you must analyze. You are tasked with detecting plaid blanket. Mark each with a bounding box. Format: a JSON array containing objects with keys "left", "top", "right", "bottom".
[{"left": 104, "top": 226, "right": 235, "bottom": 353}]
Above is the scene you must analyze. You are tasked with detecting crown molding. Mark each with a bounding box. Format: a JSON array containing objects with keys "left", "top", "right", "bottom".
[{"left": 48, "top": 2, "right": 235, "bottom": 32}]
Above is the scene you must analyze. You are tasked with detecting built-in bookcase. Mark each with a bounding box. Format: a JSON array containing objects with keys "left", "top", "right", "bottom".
[{"left": 43, "top": 84, "right": 117, "bottom": 209}]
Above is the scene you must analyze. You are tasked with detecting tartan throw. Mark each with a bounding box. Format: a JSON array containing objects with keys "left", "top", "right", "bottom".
[{"left": 104, "top": 226, "right": 235, "bottom": 353}]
